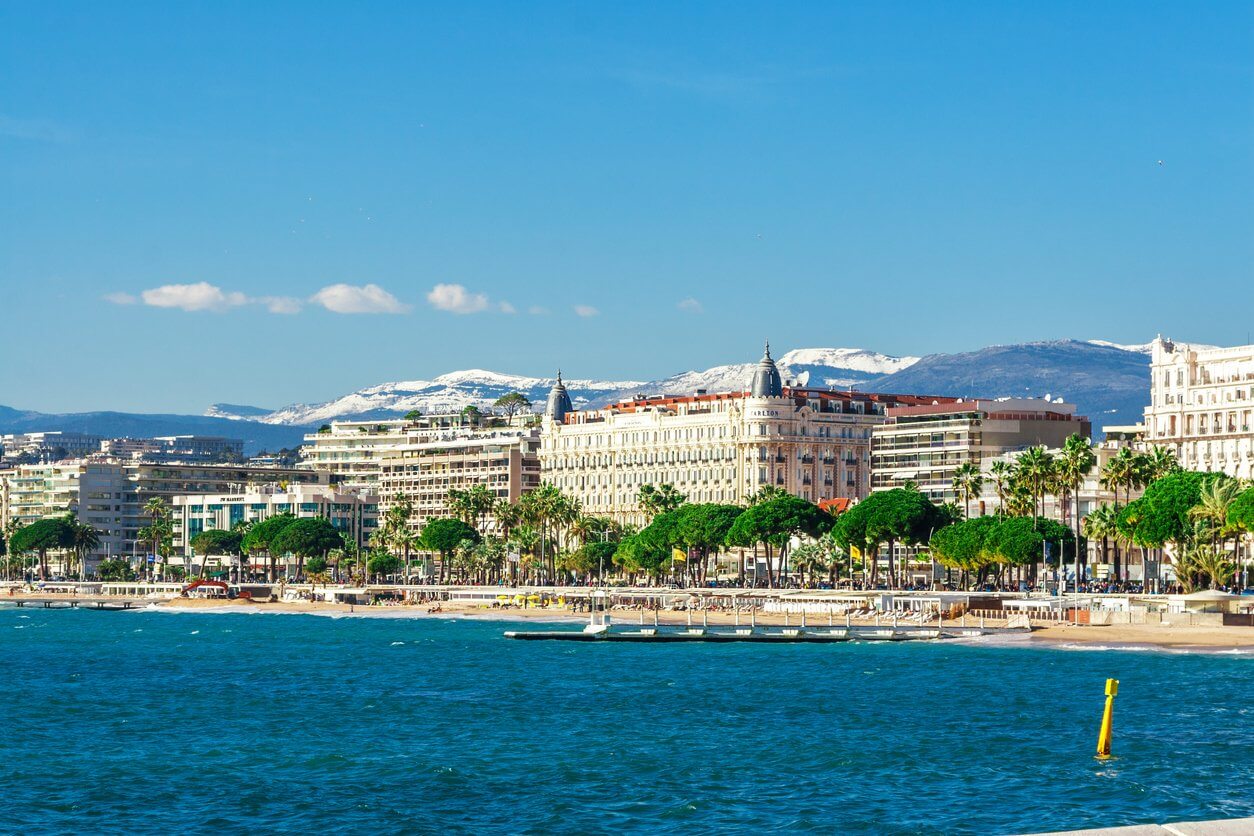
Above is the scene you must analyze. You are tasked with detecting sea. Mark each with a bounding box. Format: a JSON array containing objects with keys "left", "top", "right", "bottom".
[{"left": 1, "top": 608, "right": 1250, "bottom": 835}]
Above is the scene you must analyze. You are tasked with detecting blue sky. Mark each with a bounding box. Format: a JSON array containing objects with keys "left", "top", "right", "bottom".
[{"left": 2, "top": 2, "right": 1251, "bottom": 414}]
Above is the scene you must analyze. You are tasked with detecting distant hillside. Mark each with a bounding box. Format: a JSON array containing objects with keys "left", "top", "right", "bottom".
[
  {"left": 0, "top": 406, "right": 309, "bottom": 455},
  {"left": 865, "top": 340, "right": 1150, "bottom": 430},
  {"left": 206, "top": 347, "right": 918, "bottom": 425},
  {"left": 1, "top": 339, "right": 1154, "bottom": 448}
]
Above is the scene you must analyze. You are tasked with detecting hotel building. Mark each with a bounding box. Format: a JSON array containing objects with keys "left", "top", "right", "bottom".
[
  {"left": 300, "top": 417, "right": 541, "bottom": 533},
  {"left": 1143, "top": 336, "right": 1254, "bottom": 479},
  {"left": 539, "top": 346, "right": 950, "bottom": 527},
  {"left": 871, "top": 398, "right": 1091, "bottom": 504}
]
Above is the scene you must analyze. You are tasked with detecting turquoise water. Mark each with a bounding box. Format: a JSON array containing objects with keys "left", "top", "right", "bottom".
[{"left": 1, "top": 609, "right": 1250, "bottom": 835}]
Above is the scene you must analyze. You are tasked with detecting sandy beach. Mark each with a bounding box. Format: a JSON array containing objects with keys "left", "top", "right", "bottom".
[
  {"left": 9, "top": 592, "right": 1252, "bottom": 651},
  {"left": 143, "top": 597, "right": 1254, "bottom": 650}
]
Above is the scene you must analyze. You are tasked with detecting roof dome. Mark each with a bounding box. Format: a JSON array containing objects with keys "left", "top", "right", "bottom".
[
  {"left": 545, "top": 370, "right": 574, "bottom": 422},
  {"left": 750, "top": 342, "right": 783, "bottom": 397}
]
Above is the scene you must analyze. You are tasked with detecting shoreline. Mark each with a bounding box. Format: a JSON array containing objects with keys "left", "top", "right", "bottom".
[
  {"left": 130, "top": 598, "right": 1254, "bottom": 652},
  {"left": 9, "top": 595, "right": 1253, "bottom": 653}
]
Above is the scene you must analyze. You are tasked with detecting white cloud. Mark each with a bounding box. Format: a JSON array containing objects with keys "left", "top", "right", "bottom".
[
  {"left": 677, "top": 297, "right": 703, "bottom": 313},
  {"left": 260, "top": 296, "right": 303, "bottom": 315},
  {"left": 312, "top": 283, "right": 410, "bottom": 314},
  {"left": 498, "top": 300, "right": 517, "bottom": 314},
  {"left": 104, "top": 292, "right": 137, "bottom": 305},
  {"left": 141, "top": 282, "right": 248, "bottom": 312},
  {"left": 426, "top": 283, "right": 489, "bottom": 315},
  {"left": 574, "top": 304, "right": 599, "bottom": 318},
  {"left": 528, "top": 305, "right": 550, "bottom": 316}
]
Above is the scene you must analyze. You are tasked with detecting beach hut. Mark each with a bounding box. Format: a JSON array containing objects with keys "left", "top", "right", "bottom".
[{"left": 1171, "top": 590, "right": 1240, "bottom": 614}]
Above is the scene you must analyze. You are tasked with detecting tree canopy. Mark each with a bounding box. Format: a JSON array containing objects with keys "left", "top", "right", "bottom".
[
  {"left": 421, "top": 518, "right": 480, "bottom": 555},
  {"left": 726, "top": 495, "right": 832, "bottom": 550},
  {"left": 929, "top": 516, "right": 998, "bottom": 572},
  {"left": 190, "top": 529, "right": 243, "bottom": 556},
  {"left": 1229, "top": 486, "right": 1254, "bottom": 534},
  {"left": 674, "top": 503, "right": 743, "bottom": 553},
  {"left": 10, "top": 518, "right": 75, "bottom": 555},
  {"left": 271, "top": 518, "right": 344, "bottom": 558},
  {"left": 493, "top": 392, "right": 532, "bottom": 421},
  {"left": 241, "top": 513, "right": 298, "bottom": 554},
  {"left": 1119, "top": 471, "right": 1231, "bottom": 548}
]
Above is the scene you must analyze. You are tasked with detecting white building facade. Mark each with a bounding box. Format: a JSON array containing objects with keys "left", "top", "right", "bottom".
[
  {"left": 300, "top": 417, "right": 541, "bottom": 532},
  {"left": 171, "top": 484, "right": 380, "bottom": 556},
  {"left": 1143, "top": 337, "right": 1254, "bottom": 478},
  {"left": 539, "top": 347, "right": 946, "bottom": 527}
]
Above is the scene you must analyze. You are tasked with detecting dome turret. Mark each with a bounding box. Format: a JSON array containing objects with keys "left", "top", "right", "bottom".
[
  {"left": 545, "top": 370, "right": 574, "bottom": 422},
  {"left": 749, "top": 342, "right": 783, "bottom": 397}
]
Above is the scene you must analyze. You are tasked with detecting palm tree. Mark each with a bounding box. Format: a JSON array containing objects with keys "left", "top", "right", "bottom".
[
  {"left": 789, "top": 542, "right": 828, "bottom": 587},
  {"left": 1141, "top": 445, "right": 1180, "bottom": 482},
  {"left": 64, "top": 515, "right": 101, "bottom": 581},
  {"left": 1189, "top": 477, "right": 1242, "bottom": 552},
  {"left": 1056, "top": 434, "right": 1096, "bottom": 590},
  {"left": 638, "top": 483, "right": 686, "bottom": 519},
  {"left": 143, "top": 497, "right": 171, "bottom": 581},
  {"left": 951, "top": 462, "right": 983, "bottom": 519},
  {"left": 507, "top": 525, "right": 540, "bottom": 584},
  {"left": 989, "top": 460, "right": 1014, "bottom": 514},
  {"left": 494, "top": 499, "right": 523, "bottom": 540},
  {"left": 1100, "top": 447, "right": 1141, "bottom": 583},
  {"left": 1015, "top": 447, "right": 1055, "bottom": 521},
  {"left": 1082, "top": 504, "right": 1119, "bottom": 585},
  {"left": 520, "top": 483, "right": 567, "bottom": 583}
]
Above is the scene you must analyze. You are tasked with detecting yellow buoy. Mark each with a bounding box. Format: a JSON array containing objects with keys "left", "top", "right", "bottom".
[{"left": 1096, "top": 678, "right": 1118, "bottom": 759}]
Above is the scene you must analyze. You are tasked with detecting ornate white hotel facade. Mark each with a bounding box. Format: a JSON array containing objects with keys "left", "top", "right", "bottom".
[
  {"left": 1143, "top": 336, "right": 1254, "bottom": 479},
  {"left": 540, "top": 346, "right": 948, "bottom": 527}
]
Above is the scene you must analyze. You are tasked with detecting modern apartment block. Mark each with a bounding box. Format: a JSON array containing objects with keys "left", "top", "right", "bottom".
[
  {"left": 376, "top": 430, "right": 541, "bottom": 533},
  {"left": 0, "top": 461, "right": 327, "bottom": 569},
  {"left": 871, "top": 398, "right": 1091, "bottom": 503},
  {"left": 170, "top": 484, "right": 380, "bottom": 557},
  {"left": 0, "top": 431, "right": 104, "bottom": 461},
  {"left": 100, "top": 435, "right": 245, "bottom": 463},
  {"left": 1143, "top": 336, "right": 1254, "bottom": 479},
  {"left": 539, "top": 346, "right": 949, "bottom": 527},
  {"left": 300, "top": 417, "right": 541, "bottom": 532}
]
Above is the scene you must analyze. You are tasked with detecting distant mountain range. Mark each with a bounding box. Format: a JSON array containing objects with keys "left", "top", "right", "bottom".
[{"left": 0, "top": 339, "right": 1160, "bottom": 454}]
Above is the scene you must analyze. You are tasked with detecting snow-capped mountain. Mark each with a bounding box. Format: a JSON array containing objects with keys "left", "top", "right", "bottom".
[
  {"left": 4, "top": 339, "right": 1163, "bottom": 451},
  {"left": 207, "top": 347, "right": 918, "bottom": 426},
  {"left": 1086, "top": 338, "right": 1218, "bottom": 354},
  {"left": 210, "top": 371, "right": 646, "bottom": 427}
]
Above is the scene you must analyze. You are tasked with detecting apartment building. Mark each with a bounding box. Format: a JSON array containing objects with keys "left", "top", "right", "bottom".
[
  {"left": 0, "top": 460, "right": 326, "bottom": 569},
  {"left": 1143, "top": 336, "right": 1254, "bottom": 478},
  {"left": 539, "top": 346, "right": 949, "bottom": 527},
  {"left": 100, "top": 435, "right": 245, "bottom": 463},
  {"left": 0, "top": 431, "right": 104, "bottom": 461},
  {"left": 376, "top": 430, "right": 541, "bottom": 533},
  {"left": 871, "top": 398, "right": 1091, "bottom": 504},
  {"left": 301, "top": 416, "right": 541, "bottom": 532},
  {"left": 170, "top": 483, "right": 379, "bottom": 557}
]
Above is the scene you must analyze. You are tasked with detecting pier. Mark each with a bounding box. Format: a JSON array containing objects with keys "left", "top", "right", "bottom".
[
  {"left": 9, "top": 598, "right": 146, "bottom": 611},
  {"left": 503, "top": 625, "right": 1001, "bottom": 642}
]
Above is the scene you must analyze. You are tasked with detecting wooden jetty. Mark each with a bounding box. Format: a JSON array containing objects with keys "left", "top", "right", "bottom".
[{"left": 9, "top": 598, "right": 146, "bottom": 611}]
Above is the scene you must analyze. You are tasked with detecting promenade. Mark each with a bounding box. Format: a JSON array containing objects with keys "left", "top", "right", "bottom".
[{"left": 6, "top": 581, "right": 1253, "bottom": 649}]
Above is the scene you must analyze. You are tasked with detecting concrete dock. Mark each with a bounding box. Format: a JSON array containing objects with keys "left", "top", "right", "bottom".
[{"left": 1023, "top": 817, "right": 1254, "bottom": 835}]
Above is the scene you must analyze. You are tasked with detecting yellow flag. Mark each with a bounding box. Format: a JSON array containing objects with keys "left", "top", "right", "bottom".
[
  {"left": 850, "top": 546, "right": 861, "bottom": 559},
  {"left": 671, "top": 548, "right": 687, "bottom": 562}
]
